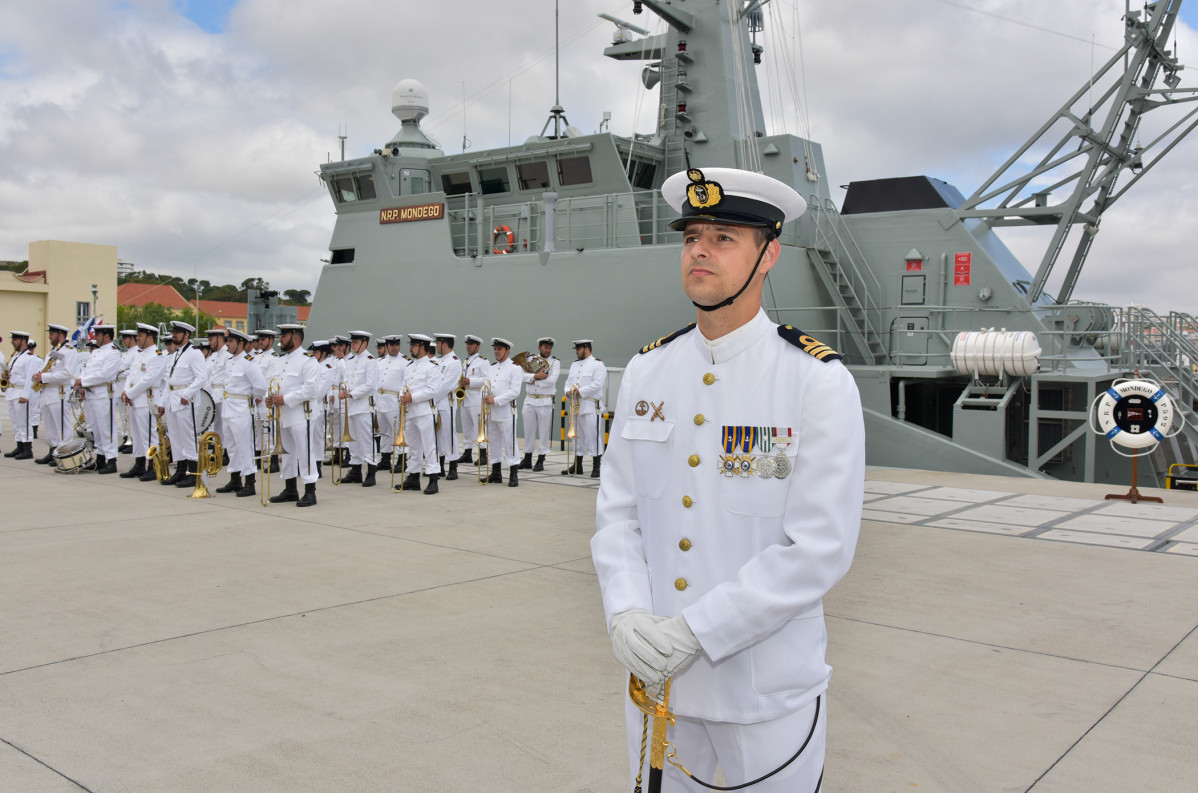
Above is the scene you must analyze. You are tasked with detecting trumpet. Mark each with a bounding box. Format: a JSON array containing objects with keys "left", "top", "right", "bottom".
[
  {"left": 147, "top": 412, "right": 172, "bottom": 482},
  {"left": 391, "top": 386, "right": 409, "bottom": 493},
  {"left": 332, "top": 381, "right": 354, "bottom": 485},
  {"left": 188, "top": 430, "right": 223, "bottom": 499},
  {"left": 255, "top": 379, "right": 284, "bottom": 506},
  {"left": 477, "top": 382, "right": 492, "bottom": 484}
]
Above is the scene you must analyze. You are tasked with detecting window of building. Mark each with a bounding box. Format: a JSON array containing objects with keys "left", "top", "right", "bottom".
[
  {"left": 441, "top": 171, "right": 473, "bottom": 196},
  {"left": 478, "top": 166, "right": 511, "bottom": 195},
  {"left": 236, "top": 320, "right": 245, "bottom": 331},
  {"left": 517, "top": 161, "right": 552, "bottom": 190},
  {"left": 76, "top": 301, "right": 91, "bottom": 326},
  {"left": 557, "top": 156, "right": 593, "bottom": 186},
  {"left": 222, "top": 320, "right": 233, "bottom": 328}
]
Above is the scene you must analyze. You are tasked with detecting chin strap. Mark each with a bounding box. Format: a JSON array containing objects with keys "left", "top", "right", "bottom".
[{"left": 691, "top": 235, "right": 774, "bottom": 313}]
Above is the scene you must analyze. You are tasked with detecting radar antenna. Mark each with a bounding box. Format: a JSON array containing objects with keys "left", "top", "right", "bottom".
[{"left": 957, "top": 0, "right": 1198, "bottom": 304}]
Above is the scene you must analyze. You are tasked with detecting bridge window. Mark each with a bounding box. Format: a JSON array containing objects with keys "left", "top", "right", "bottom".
[
  {"left": 627, "top": 160, "right": 657, "bottom": 190},
  {"left": 517, "top": 161, "right": 551, "bottom": 190},
  {"left": 441, "top": 171, "right": 473, "bottom": 196},
  {"left": 557, "top": 156, "right": 592, "bottom": 186},
  {"left": 332, "top": 173, "right": 377, "bottom": 203},
  {"left": 478, "top": 165, "right": 511, "bottom": 195}
]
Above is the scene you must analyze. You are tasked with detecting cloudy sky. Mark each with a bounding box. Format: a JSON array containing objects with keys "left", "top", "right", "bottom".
[{"left": 2, "top": 0, "right": 1196, "bottom": 312}]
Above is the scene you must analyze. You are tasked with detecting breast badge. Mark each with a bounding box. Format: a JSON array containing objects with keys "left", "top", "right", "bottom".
[{"left": 719, "top": 426, "right": 793, "bottom": 479}]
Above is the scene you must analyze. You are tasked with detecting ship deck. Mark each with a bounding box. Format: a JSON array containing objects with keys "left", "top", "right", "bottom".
[{"left": 2, "top": 449, "right": 1196, "bottom": 792}]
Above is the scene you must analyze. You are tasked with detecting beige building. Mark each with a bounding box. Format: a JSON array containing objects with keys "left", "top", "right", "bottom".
[{"left": 1, "top": 241, "right": 117, "bottom": 351}]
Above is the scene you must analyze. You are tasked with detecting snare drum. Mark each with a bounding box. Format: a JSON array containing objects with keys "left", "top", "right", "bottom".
[{"left": 54, "top": 439, "right": 96, "bottom": 474}]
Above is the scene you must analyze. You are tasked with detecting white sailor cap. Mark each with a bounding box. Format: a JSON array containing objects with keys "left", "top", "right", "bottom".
[
  {"left": 464, "top": 334, "right": 483, "bottom": 345},
  {"left": 228, "top": 329, "right": 253, "bottom": 342},
  {"left": 408, "top": 333, "right": 433, "bottom": 343},
  {"left": 334, "top": 334, "right": 351, "bottom": 344},
  {"left": 662, "top": 167, "right": 807, "bottom": 235},
  {"left": 278, "top": 323, "right": 306, "bottom": 333},
  {"left": 349, "top": 329, "right": 372, "bottom": 340},
  {"left": 171, "top": 320, "right": 196, "bottom": 333},
  {"left": 491, "top": 337, "right": 512, "bottom": 348},
  {"left": 197, "top": 339, "right": 211, "bottom": 349},
  {"left": 94, "top": 324, "right": 116, "bottom": 333},
  {"left": 206, "top": 326, "right": 227, "bottom": 336},
  {"left": 46, "top": 323, "right": 71, "bottom": 334},
  {"left": 255, "top": 328, "right": 278, "bottom": 337},
  {"left": 10, "top": 330, "right": 30, "bottom": 338},
  {"left": 311, "top": 339, "right": 332, "bottom": 350},
  {"left": 572, "top": 339, "right": 593, "bottom": 347},
  {"left": 87, "top": 339, "right": 99, "bottom": 347},
  {"left": 537, "top": 336, "right": 555, "bottom": 346},
  {"left": 383, "top": 334, "right": 403, "bottom": 344},
  {"left": 433, "top": 332, "right": 456, "bottom": 341},
  {"left": 120, "top": 328, "right": 138, "bottom": 337},
  {"left": 136, "top": 323, "right": 159, "bottom": 334}
]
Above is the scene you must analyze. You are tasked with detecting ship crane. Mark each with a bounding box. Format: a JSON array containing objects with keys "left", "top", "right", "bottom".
[{"left": 957, "top": 0, "right": 1198, "bottom": 304}]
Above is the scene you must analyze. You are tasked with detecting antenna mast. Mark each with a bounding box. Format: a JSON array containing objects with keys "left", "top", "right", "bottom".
[{"left": 541, "top": 0, "right": 570, "bottom": 139}]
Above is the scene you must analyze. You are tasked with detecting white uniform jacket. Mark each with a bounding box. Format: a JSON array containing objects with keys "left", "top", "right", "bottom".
[
  {"left": 521, "top": 356, "right": 561, "bottom": 401},
  {"left": 123, "top": 347, "right": 167, "bottom": 408},
  {"left": 564, "top": 356, "right": 606, "bottom": 415},
  {"left": 432, "top": 353, "right": 461, "bottom": 412},
  {"left": 117, "top": 347, "right": 138, "bottom": 390},
  {"left": 164, "top": 344, "right": 207, "bottom": 412},
  {"left": 208, "top": 347, "right": 231, "bottom": 405},
  {"left": 79, "top": 344, "right": 119, "bottom": 400},
  {"left": 375, "top": 355, "right": 406, "bottom": 414},
  {"left": 5, "top": 349, "right": 42, "bottom": 403},
  {"left": 403, "top": 357, "right": 439, "bottom": 417},
  {"left": 39, "top": 345, "right": 81, "bottom": 402},
  {"left": 276, "top": 349, "right": 321, "bottom": 429},
  {"left": 461, "top": 354, "right": 490, "bottom": 408},
  {"left": 344, "top": 352, "right": 379, "bottom": 417},
  {"left": 591, "top": 311, "right": 865, "bottom": 724},
  {"left": 486, "top": 359, "right": 523, "bottom": 415},
  {"left": 223, "top": 352, "right": 267, "bottom": 417}
]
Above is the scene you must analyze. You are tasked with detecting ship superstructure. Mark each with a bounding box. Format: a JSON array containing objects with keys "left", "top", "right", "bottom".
[{"left": 307, "top": 0, "right": 1198, "bottom": 486}]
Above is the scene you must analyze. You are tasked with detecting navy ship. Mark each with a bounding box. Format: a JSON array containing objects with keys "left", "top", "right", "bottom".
[{"left": 306, "top": 0, "right": 1198, "bottom": 487}]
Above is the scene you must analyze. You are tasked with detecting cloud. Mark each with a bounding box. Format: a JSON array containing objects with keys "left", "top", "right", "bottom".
[{"left": 0, "top": 0, "right": 1194, "bottom": 314}]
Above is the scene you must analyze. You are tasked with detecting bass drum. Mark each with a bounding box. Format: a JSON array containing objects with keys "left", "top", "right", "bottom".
[
  {"left": 193, "top": 389, "right": 217, "bottom": 436},
  {"left": 54, "top": 438, "right": 95, "bottom": 474}
]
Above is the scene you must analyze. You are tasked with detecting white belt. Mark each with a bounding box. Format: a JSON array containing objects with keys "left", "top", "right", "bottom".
[{"left": 224, "top": 392, "right": 254, "bottom": 402}]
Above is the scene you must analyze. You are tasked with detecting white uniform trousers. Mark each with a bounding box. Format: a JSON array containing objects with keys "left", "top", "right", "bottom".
[
  {"left": 487, "top": 407, "right": 520, "bottom": 466},
  {"left": 40, "top": 395, "right": 69, "bottom": 451},
  {"left": 127, "top": 404, "right": 150, "bottom": 459},
  {"left": 435, "top": 406, "right": 459, "bottom": 460},
  {"left": 212, "top": 402, "right": 224, "bottom": 446},
  {"left": 577, "top": 410, "right": 606, "bottom": 457},
  {"left": 309, "top": 412, "right": 326, "bottom": 476},
  {"left": 624, "top": 693, "right": 825, "bottom": 793},
  {"left": 375, "top": 408, "right": 397, "bottom": 460},
  {"left": 404, "top": 414, "right": 440, "bottom": 475},
  {"left": 280, "top": 421, "right": 318, "bottom": 484},
  {"left": 460, "top": 404, "right": 481, "bottom": 452},
  {"left": 347, "top": 412, "right": 378, "bottom": 466},
  {"left": 222, "top": 411, "right": 255, "bottom": 476},
  {"left": 84, "top": 395, "right": 118, "bottom": 458},
  {"left": 7, "top": 400, "right": 32, "bottom": 443},
  {"left": 521, "top": 397, "right": 554, "bottom": 455},
  {"left": 165, "top": 403, "right": 199, "bottom": 462}
]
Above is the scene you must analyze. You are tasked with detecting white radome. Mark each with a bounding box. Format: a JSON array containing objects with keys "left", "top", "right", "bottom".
[{"left": 391, "top": 79, "right": 429, "bottom": 124}]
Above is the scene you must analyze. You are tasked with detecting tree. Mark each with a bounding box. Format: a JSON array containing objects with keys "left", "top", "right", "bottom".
[
  {"left": 283, "top": 288, "right": 311, "bottom": 305},
  {"left": 116, "top": 303, "right": 220, "bottom": 335},
  {"left": 241, "top": 277, "right": 270, "bottom": 293}
]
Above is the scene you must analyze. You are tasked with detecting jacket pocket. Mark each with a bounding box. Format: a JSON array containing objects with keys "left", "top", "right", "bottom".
[{"left": 622, "top": 419, "right": 674, "bottom": 498}]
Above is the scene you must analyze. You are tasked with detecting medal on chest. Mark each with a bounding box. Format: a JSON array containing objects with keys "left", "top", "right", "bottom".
[{"left": 719, "top": 426, "right": 793, "bottom": 479}]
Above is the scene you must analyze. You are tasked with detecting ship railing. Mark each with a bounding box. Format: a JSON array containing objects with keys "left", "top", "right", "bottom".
[
  {"left": 1116, "top": 306, "right": 1198, "bottom": 415},
  {"left": 445, "top": 195, "right": 545, "bottom": 258}
]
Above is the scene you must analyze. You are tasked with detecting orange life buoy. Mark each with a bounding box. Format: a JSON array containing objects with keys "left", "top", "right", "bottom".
[{"left": 492, "top": 225, "right": 515, "bottom": 255}]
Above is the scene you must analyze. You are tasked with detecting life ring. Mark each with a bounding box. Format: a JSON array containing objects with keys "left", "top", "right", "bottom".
[
  {"left": 492, "top": 225, "right": 515, "bottom": 255},
  {"left": 1090, "top": 379, "right": 1176, "bottom": 450}
]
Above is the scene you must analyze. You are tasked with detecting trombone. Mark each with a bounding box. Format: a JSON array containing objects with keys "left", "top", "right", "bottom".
[
  {"left": 564, "top": 384, "right": 580, "bottom": 474},
  {"left": 391, "top": 386, "right": 409, "bottom": 492},
  {"left": 255, "top": 378, "right": 284, "bottom": 506},
  {"left": 477, "top": 381, "right": 492, "bottom": 484},
  {"left": 331, "top": 381, "right": 354, "bottom": 485}
]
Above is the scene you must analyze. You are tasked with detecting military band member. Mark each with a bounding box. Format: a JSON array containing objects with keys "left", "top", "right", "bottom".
[
  {"left": 484, "top": 338, "right": 523, "bottom": 487},
  {"left": 456, "top": 334, "right": 489, "bottom": 468},
  {"left": 118, "top": 323, "right": 166, "bottom": 479},
  {"left": 375, "top": 335, "right": 407, "bottom": 475},
  {"left": 253, "top": 329, "right": 281, "bottom": 470},
  {"left": 215, "top": 329, "right": 267, "bottom": 496},
  {"left": 432, "top": 333, "right": 461, "bottom": 480},
  {"left": 4, "top": 331, "right": 42, "bottom": 459},
  {"left": 399, "top": 333, "right": 440, "bottom": 493},
  {"left": 157, "top": 321, "right": 207, "bottom": 487},
  {"left": 207, "top": 327, "right": 231, "bottom": 444},
  {"left": 32, "top": 323, "right": 81, "bottom": 464},
  {"left": 73, "top": 325, "right": 120, "bottom": 473},
  {"left": 518, "top": 336, "right": 560, "bottom": 472},
  {"left": 336, "top": 330, "right": 379, "bottom": 486},
  {"left": 116, "top": 329, "right": 139, "bottom": 452},
  {"left": 329, "top": 335, "right": 352, "bottom": 465},
  {"left": 264, "top": 324, "right": 321, "bottom": 507},
  {"left": 561, "top": 340, "right": 607, "bottom": 478},
  {"left": 308, "top": 340, "right": 337, "bottom": 478}
]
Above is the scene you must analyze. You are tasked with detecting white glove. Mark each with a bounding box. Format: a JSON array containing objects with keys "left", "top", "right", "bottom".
[
  {"left": 609, "top": 609, "right": 672, "bottom": 686},
  {"left": 658, "top": 614, "right": 702, "bottom": 678}
]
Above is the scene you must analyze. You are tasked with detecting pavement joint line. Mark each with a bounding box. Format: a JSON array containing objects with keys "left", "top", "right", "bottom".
[
  {"left": 1023, "top": 620, "right": 1198, "bottom": 793},
  {"left": 0, "top": 735, "right": 95, "bottom": 792},
  {"left": 826, "top": 614, "right": 1156, "bottom": 675},
  {"left": 0, "top": 563, "right": 584, "bottom": 679}
]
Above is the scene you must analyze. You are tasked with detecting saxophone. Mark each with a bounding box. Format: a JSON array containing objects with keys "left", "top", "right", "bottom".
[
  {"left": 147, "top": 413, "right": 172, "bottom": 482},
  {"left": 30, "top": 351, "right": 57, "bottom": 393}
]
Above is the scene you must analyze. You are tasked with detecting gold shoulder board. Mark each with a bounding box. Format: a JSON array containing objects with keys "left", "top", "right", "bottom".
[
  {"left": 638, "top": 323, "right": 697, "bottom": 355},
  {"left": 777, "top": 325, "right": 843, "bottom": 361}
]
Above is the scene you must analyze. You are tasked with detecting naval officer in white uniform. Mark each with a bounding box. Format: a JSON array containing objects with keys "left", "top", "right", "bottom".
[
  {"left": 592, "top": 167, "right": 864, "bottom": 793},
  {"left": 561, "top": 339, "right": 607, "bottom": 478},
  {"left": 517, "top": 336, "right": 560, "bottom": 472}
]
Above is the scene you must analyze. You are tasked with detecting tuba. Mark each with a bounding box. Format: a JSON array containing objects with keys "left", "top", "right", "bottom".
[{"left": 188, "top": 430, "right": 223, "bottom": 499}]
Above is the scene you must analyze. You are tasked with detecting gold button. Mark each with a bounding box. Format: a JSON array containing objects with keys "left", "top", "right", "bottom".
[
  {"left": 682, "top": 495, "right": 693, "bottom": 508},
  {"left": 679, "top": 538, "right": 692, "bottom": 551},
  {"left": 688, "top": 454, "right": 700, "bottom": 467},
  {"left": 675, "top": 578, "right": 688, "bottom": 591},
  {"left": 693, "top": 413, "right": 705, "bottom": 426},
  {"left": 702, "top": 373, "right": 716, "bottom": 385}
]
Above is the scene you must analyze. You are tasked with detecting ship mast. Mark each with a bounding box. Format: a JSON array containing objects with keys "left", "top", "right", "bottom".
[{"left": 540, "top": 0, "right": 570, "bottom": 139}]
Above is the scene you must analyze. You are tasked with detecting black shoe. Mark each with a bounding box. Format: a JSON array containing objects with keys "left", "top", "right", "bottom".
[
  {"left": 509, "top": 465, "right": 519, "bottom": 487},
  {"left": 362, "top": 465, "right": 377, "bottom": 487},
  {"left": 175, "top": 462, "right": 197, "bottom": 487},
  {"left": 13, "top": 442, "right": 33, "bottom": 460},
  {"left": 562, "top": 455, "right": 583, "bottom": 475},
  {"left": 4, "top": 444, "right": 21, "bottom": 458},
  {"left": 139, "top": 464, "right": 159, "bottom": 482},
  {"left": 120, "top": 458, "right": 146, "bottom": 478},
  {"left": 35, "top": 451, "right": 55, "bottom": 465},
  {"left": 533, "top": 455, "right": 545, "bottom": 472},
  {"left": 423, "top": 475, "right": 439, "bottom": 495},
  {"left": 518, "top": 452, "right": 533, "bottom": 469},
  {"left": 457, "top": 448, "right": 473, "bottom": 465},
  {"left": 118, "top": 441, "right": 132, "bottom": 454},
  {"left": 340, "top": 464, "right": 363, "bottom": 484},
  {"left": 479, "top": 448, "right": 488, "bottom": 467},
  {"left": 216, "top": 473, "right": 243, "bottom": 493},
  {"left": 446, "top": 461, "right": 458, "bottom": 481},
  {"left": 163, "top": 461, "right": 186, "bottom": 485},
  {"left": 487, "top": 463, "right": 502, "bottom": 483},
  {"left": 97, "top": 456, "right": 118, "bottom": 474},
  {"left": 297, "top": 483, "right": 317, "bottom": 507},
  {"left": 591, "top": 455, "right": 602, "bottom": 479},
  {"left": 379, "top": 452, "right": 392, "bottom": 472},
  {"left": 235, "top": 473, "right": 257, "bottom": 497},
  {"left": 402, "top": 474, "right": 420, "bottom": 491},
  {"left": 270, "top": 478, "right": 299, "bottom": 503}
]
